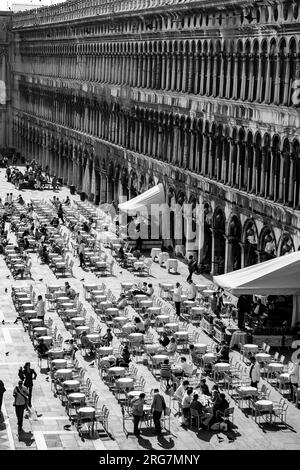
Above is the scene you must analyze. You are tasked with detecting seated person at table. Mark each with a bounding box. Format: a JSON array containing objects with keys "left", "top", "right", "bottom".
[
  {"left": 116, "top": 345, "right": 131, "bottom": 367},
  {"left": 211, "top": 385, "right": 221, "bottom": 405},
  {"left": 64, "top": 339, "right": 78, "bottom": 358},
  {"left": 115, "top": 293, "right": 127, "bottom": 310},
  {"left": 17, "top": 194, "right": 25, "bottom": 205},
  {"left": 190, "top": 394, "right": 205, "bottom": 416},
  {"left": 134, "top": 317, "right": 145, "bottom": 333},
  {"left": 40, "top": 244, "right": 49, "bottom": 264},
  {"left": 35, "top": 338, "right": 49, "bottom": 357},
  {"left": 198, "top": 378, "right": 210, "bottom": 396},
  {"left": 117, "top": 245, "right": 125, "bottom": 261},
  {"left": 101, "top": 328, "right": 113, "bottom": 346},
  {"left": 173, "top": 380, "right": 190, "bottom": 403},
  {"left": 132, "top": 248, "right": 141, "bottom": 259},
  {"left": 130, "top": 282, "right": 148, "bottom": 296},
  {"left": 203, "top": 393, "right": 230, "bottom": 430},
  {"left": 180, "top": 357, "right": 194, "bottom": 377},
  {"left": 50, "top": 216, "right": 59, "bottom": 228},
  {"left": 189, "top": 344, "right": 203, "bottom": 364},
  {"left": 216, "top": 341, "right": 230, "bottom": 362},
  {"left": 65, "top": 282, "right": 76, "bottom": 300},
  {"left": 166, "top": 337, "right": 177, "bottom": 355},
  {"left": 64, "top": 196, "right": 71, "bottom": 205},
  {"left": 160, "top": 359, "right": 172, "bottom": 388},
  {"left": 143, "top": 313, "right": 151, "bottom": 332},
  {"left": 159, "top": 332, "right": 170, "bottom": 348},
  {"left": 181, "top": 387, "right": 194, "bottom": 424},
  {"left": 145, "top": 283, "right": 154, "bottom": 297},
  {"left": 80, "top": 331, "right": 94, "bottom": 356},
  {"left": 82, "top": 221, "right": 90, "bottom": 233}
]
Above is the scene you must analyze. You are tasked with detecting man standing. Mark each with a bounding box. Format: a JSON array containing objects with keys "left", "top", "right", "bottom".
[
  {"left": 173, "top": 282, "right": 182, "bottom": 317},
  {"left": 131, "top": 392, "right": 145, "bottom": 437},
  {"left": 78, "top": 241, "right": 86, "bottom": 268},
  {"left": 187, "top": 279, "right": 197, "bottom": 301},
  {"left": 36, "top": 295, "right": 45, "bottom": 321},
  {"left": 187, "top": 255, "right": 197, "bottom": 282},
  {"left": 151, "top": 389, "right": 166, "bottom": 436},
  {"left": 249, "top": 356, "right": 260, "bottom": 388},
  {"left": 0, "top": 379, "right": 6, "bottom": 414},
  {"left": 13, "top": 380, "right": 29, "bottom": 431}
]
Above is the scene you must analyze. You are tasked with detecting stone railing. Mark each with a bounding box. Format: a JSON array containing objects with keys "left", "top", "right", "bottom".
[{"left": 11, "top": 0, "right": 245, "bottom": 29}]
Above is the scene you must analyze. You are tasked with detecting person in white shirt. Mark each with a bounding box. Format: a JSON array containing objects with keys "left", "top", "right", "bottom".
[
  {"left": 173, "top": 380, "right": 190, "bottom": 402},
  {"left": 173, "top": 282, "right": 182, "bottom": 317},
  {"left": 249, "top": 356, "right": 261, "bottom": 387},
  {"left": 134, "top": 317, "right": 145, "bottom": 333},
  {"left": 145, "top": 283, "right": 154, "bottom": 297},
  {"left": 181, "top": 387, "right": 194, "bottom": 423},
  {"left": 180, "top": 357, "right": 194, "bottom": 377},
  {"left": 36, "top": 295, "right": 45, "bottom": 320},
  {"left": 187, "top": 279, "right": 197, "bottom": 301},
  {"left": 166, "top": 337, "right": 177, "bottom": 355}
]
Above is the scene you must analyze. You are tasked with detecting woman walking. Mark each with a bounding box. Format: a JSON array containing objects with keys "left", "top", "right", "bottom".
[{"left": 19, "top": 362, "right": 37, "bottom": 408}]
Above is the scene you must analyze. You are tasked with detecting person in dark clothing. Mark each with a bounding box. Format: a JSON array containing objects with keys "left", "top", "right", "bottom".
[
  {"left": 0, "top": 380, "right": 6, "bottom": 413},
  {"left": 151, "top": 389, "right": 166, "bottom": 435},
  {"left": 18, "top": 362, "right": 37, "bottom": 408},
  {"left": 187, "top": 255, "right": 197, "bottom": 282},
  {"left": 217, "top": 341, "right": 230, "bottom": 362},
  {"left": 57, "top": 204, "right": 64, "bottom": 224},
  {"left": 159, "top": 332, "right": 170, "bottom": 348},
  {"left": 13, "top": 380, "right": 29, "bottom": 430}
]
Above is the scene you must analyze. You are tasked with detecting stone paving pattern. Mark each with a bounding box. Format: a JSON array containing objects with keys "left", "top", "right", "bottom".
[{"left": 0, "top": 167, "right": 300, "bottom": 450}]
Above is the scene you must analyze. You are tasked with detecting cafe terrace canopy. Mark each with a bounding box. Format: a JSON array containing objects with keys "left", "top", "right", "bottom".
[
  {"left": 118, "top": 183, "right": 165, "bottom": 214},
  {"left": 213, "top": 251, "right": 300, "bottom": 327},
  {"left": 213, "top": 251, "right": 300, "bottom": 296}
]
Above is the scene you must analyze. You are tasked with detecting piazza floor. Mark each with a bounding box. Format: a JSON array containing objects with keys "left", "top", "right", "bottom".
[{"left": 0, "top": 167, "right": 300, "bottom": 451}]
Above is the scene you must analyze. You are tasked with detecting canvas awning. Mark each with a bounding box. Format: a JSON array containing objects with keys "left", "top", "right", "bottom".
[
  {"left": 118, "top": 183, "right": 165, "bottom": 214},
  {"left": 213, "top": 251, "right": 300, "bottom": 296}
]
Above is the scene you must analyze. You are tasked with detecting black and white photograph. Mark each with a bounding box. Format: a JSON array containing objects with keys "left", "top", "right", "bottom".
[{"left": 0, "top": 0, "right": 299, "bottom": 458}]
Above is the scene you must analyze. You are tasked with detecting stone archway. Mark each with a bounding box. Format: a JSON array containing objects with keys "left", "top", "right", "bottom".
[
  {"left": 259, "top": 226, "right": 277, "bottom": 261},
  {"left": 212, "top": 207, "right": 226, "bottom": 274},
  {"left": 201, "top": 201, "right": 213, "bottom": 273},
  {"left": 243, "top": 218, "right": 259, "bottom": 267},
  {"left": 226, "top": 214, "right": 242, "bottom": 272},
  {"left": 279, "top": 232, "right": 295, "bottom": 256}
]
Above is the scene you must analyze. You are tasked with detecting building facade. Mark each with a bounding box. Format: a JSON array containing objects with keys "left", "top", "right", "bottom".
[
  {"left": 0, "top": 11, "right": 11, "bottom": 148},
  {"left": 5, "top": 0, "right": 300, "bottom": 274}
]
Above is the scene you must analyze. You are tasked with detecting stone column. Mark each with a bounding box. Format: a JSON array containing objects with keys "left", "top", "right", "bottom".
[
  {"left": 240, "top": 54, "right": 246, "bottom": 100},
  {"left": 225, "top": 53, "right": 232, "bottom": 98},
  {"left": 161, "top": 53, "right": 166, "bottom": 90},
  {"left": 171, "top": 53, "right": 177, "bottom": 91},
  {"left": 219, "top": 53, "right": 225, "bottom": 98},
  {"left": 176, "top": 53, "right": 182, "bottom": 91},
  {"left": 288, "top": 156, "right": 295, "bottom": 206},
  {"left": 100, "top": 174, "right": 107, "bottom": 203},
  {"left": 199, "top": 53, "right": 205, "bottom": 95},
  {"left": 259, "top": 146, "right": 267, "bottom": 196},
  {"left": 248, "top": 54, "right": 254, "bottom": 101},
  {"left": 283, "top": 54, "right": 291, "bottom": 105},
  {"left": 274, "top": 54, "right": 281, "bottom": 104},
  {"left": 187, "top": 53, "right": 194, "bottom": 93},
  {"left": 194, "top": 51, "right": 200, "bottom": 94},
  {"left": 201, "top": 134, "right": 208, "bottom": 175},
  {"left": 182, "top": 52, "right": 188, "bottom": 92},
  {"left": 256, "top": 53, "right": 264, "bottom": 102},
  {"left": 264, "top": 54, "right": 271, "bottom": 103},
  {"left": 212, "top": 53, "right": 218, "bottom": 97}
]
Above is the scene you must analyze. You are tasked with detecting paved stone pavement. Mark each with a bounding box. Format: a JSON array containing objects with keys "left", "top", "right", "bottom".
[{"left": 0, "top": 167, "right": 300, "bottom": 451}]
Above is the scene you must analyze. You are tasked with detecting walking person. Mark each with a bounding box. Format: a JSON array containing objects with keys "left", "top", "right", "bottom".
[
  {"left": 173, "top": 282, "right": 182, "bottom": 317},
  {"left": 13, "top": 380, "right": 29, "bottom": 431},
  {"left": 249, "top": 356, "right": 260, "bottom": 388},
  {"left": 36, "top": 295, "right": 45, "bottom": 321},
  {"left": 151, "top": 388, "right": 166, "bottom": 436},
  {"left": 78, "top": 241, "right": 86, "bottom": 268},
  {"left": 18, "top": 362, "right": 37, "bottom": 408},
  {"left": 187, "top": 255, "right": 197, "bottom": 282},
  {"left": 57, "top": 203, "right": 65, "bottom": 224},
  {"left": 131, "top": 392, "right": 145, "bottom": 437},
  {"left": 0, "top": 379, "right": 6, "bottom": 414}
]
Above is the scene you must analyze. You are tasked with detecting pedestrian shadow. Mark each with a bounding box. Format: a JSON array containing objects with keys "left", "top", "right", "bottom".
[
  {"left": 137, "top": 435, "right": 153, "bottom": 449},
  {"left": 157, "top": 434, "right": 175, "bottom": 449},
  {"left": 18, "top": 429, "right": 35, "bottom": 447}
]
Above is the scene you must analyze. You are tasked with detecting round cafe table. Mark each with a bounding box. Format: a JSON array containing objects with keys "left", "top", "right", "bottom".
[
  {"left": 22, "top": 303, "right": 35, "bottom": 310},
  {"left": 77, "top": 407, "right": 95, "bottom": 420},
  {"left": 134, "top": 261, "right": 145, "bottom": 270},
  {"left": 144, "top": 344, "right": 160, "bottom": 355},
  {"left": 116, "top": 377, "right": 134, "bottom": 389},
  {"left": 33, "top": 327, "right": 47, "bottom": 337},
  {"left": 29, "top": 319, "right": 43, "bottom": 328},
  {"left": 214, "top": 362, "right": 231, "bottom": 372},
  {"left": 48, "top": 349, "right": 64, "bottom": 359},
  {"left": 51, "top": 359, "right": 67, "bottom": 369},
  {"left": 164, "top": 322, "right": 179, "bottom": 332},
  {"left": 190, "top": 307, "right": 205, "bottom": 316},
  {"left": 87, "top": 334, "right": 101, "bottom": 344},
  {"left": 108, "top": 366, "right": 125, "bottom": 377},
  {"left": 39, "top": 335, "right": 53, "bottom": 346},
  {"left": 105, "top": 308, "right": 119, "bottom": 317},
  {"left": 98, "top": 346, "right": 113, "bottom": 356},
  {"left": 255, "top": 353, "right": 272, "bottom": 363},
  {"left": 128, "top": 333, "right": 144, "bottom": 343},
  {"left": 238, "top": 386, "right": 258, "bottom": 398},
  {"left": 174, "top": 331, "right": 189, "bottom": 341},
  {"left": 55, "top": 369, "right": 73, "bottom": 380},
  {"left": 140, "top": 300, "right": 152, "bottom": 308},
  {"left": 152, "top": 354, "right": 168, "bottom": 365},
  {"left": 147, "top": 307, "right": 161, "bottom": 315},
  {"left": 121, "top": 282, "right": 134, "bottom": 291},
  {"left": 151, "top": 248, "right": 161, "bottom": 260},
  {"left": 71, "top": 317, "right": 85, "bottom": 326},
  {"left": 255, "top": 399, "right": 273, "bottom": 410},
  {"left": 183, "top": 300, "right": 196, "bottom": 309},
  {"left": 203, "top": 353, "right": 216, "bottom": 364},
  {"left": 202, "top": 289, "right": 215, "bottom": 297},
  {"left": 267, "top": 363, "right": 284, "bottom": 373},
  {"left": 56, "top": 296, "right": 69, "bottom": 303},
  {"left": 195, "top": 284, "right": 208, "bottom": 292},
  {"left": 93, "top": 295, "right": 107, "bottom": 303},
  {"left": 243, "top": 344, "right": 259, "bottom": 355},
  {"left": 122, "top": 324, "right": 134, "bottom": 334},
  {"left": 127, "top": 390, "right": 143, "bottom": 399},
  {"left": 90, "top": 290, "right": 105, "bottom": 297},
  {"left": 60, "top": 303, "right": 75, "bottom": 310},
  {"left": 75, "top": 325, "right": 90, "bottom": 335},
  {"left": 156, "top": 315, "right": 170, "bottom": 323},
  {"left": 194, "top": 343, "right": 207, "bottom": 354},
  {"left": 64, "top": 309, "right": 78, "bottom": 318},
  {"left": 68, "top": 392, "right": 86, "bottom": 403},
  {"left": 99, "top": 301, "right": 112, "bottom": 310},
  {"left": 24, "top": 310, "right": 36, "bottom": 319},
  {"left": 113, "top": 316, "right": 128, "bottom": 326},
  {"left": 135, "top": 295, "right": 148, "bottom": 302}
]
